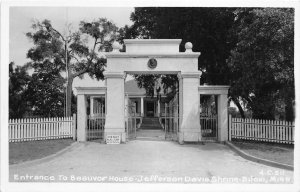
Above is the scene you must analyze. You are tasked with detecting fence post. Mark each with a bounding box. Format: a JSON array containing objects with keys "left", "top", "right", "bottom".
[
  {"left": 228, "top": 114, "right": 232, "bottom": 141},
  {"left": 165, "top": 103, "right": 167, "bottom": 139},
  {"left": 9, "top": 119, "right": 11, "bottom": 142},
  {"left": 134, "top": 103, "right": 137, "bottom": 138},
  {"left": 292, "top": 121, "right": 294, "bottom": 143},
  {"left": 72, "top": 113, "right": 77, "bottom": 141}
]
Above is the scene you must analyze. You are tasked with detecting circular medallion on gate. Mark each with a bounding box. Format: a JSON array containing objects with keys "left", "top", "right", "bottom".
[{"left": 147, "top": 58, "right": 157, "bottom": 69}]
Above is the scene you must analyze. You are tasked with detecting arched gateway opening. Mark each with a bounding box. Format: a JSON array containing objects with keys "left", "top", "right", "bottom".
[{"left": 75, "top": 39, "right": 229, "bottom": 144}]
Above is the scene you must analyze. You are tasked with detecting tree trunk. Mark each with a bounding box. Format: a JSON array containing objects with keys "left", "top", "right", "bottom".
[
  {"left": 66, "top": 77, "right": 73, "bottom": 117},
  {"left": 285, "top": 98, "right": 294, "bottom": 121},
  {"left": 232, "top": 97, "right": 245, "bottom": 118}
]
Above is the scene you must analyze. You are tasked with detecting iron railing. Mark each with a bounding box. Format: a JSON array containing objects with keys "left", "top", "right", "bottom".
[
  {"left": 125, "top": 104, "right": 142, "bottom": 140},
  {"left": 160, "top": 103, "right": 179, "bottom": 141},
  {"left": 87, "top": 114, "right": 105, "bottom": 141},
  {"left": 200, "top": 113, "right": 218, "bottom": 141}
]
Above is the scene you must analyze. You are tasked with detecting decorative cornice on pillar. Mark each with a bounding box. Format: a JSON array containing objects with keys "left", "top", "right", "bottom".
[
  {"left": 124, "top": 39, "right": 182, "bottom": 45},
  {"left": 105, "top": 53, "right": 201, "bottom": 58},
  {"left": 177, "top": 71, "right": 202, "bottom": 79},
  {"left": 198, "top": 85, "right": 230, "bottom": 95},
  {"left": 103, "top": 72, "right": 126, "bottom": 79}
]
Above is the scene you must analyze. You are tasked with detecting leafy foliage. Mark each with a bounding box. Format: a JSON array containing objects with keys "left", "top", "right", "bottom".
[
  {"left": 26, "top": 18, "right": 118, "bottom": 116},
  {"left": 120, "top": 8, "right": 235, "bottom": 83},
  {"left": 134, "top": 74, "right": 160, "bottom": 97},
  {"left": 26, "top": 69, "right": 66, "bottom": 117},
  {"left": 228, "top": 8, "right": 294, "bottom": 120},
  {"left": 119, "top": 8, "right": 236, "bottom": 100},
  {"left": 120, "top": 7, "right": 294, "bottom": 120},
  {"left": 9, "top": 62, "right": 32, "bottom": 118}
]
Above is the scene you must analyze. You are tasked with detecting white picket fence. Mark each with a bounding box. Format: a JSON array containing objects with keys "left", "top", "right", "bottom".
[
  {"left": 229, "top": 115, "right": 294, "bottom": 144},
  {"left": 9, "top": 115, "right": 76, "bottom": 142}
]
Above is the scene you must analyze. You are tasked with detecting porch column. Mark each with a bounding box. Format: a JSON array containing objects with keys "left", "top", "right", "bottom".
[
  {"left": 157, "top": 101, "right": 160, "bottom": 117},
  {"left": 178, "top": 72, "right": 202, "bottom": 143},
  {"left": 141, "top": 97, "right": 144, "bottom": 117},
  {"left": 217, "top": 94, "right": 228, "bottom": 142},
  {"left": 104, "top": 72, "right": 126, "bottom": 143},
  {"left": 77, "top": 94, "right": 87, "bottom": 141},
  {"left": 90, "top": 96, "right": 94, "bottom": 116},
  {"left": 125, "top": 94, "right": 129, "bottom": 117}
]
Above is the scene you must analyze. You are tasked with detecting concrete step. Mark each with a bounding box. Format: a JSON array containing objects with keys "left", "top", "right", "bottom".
[
  {"left": 140, "top": 117, "right": 162, "bottom": 130},
  {"left": 140, "top": 126, "right": 161, "bottom": 128},
  {"left": 140, "top": 124, "right": 161, "bottom": 127},
  {"left": 140, "top": 126, "right": 162, "bottom": 130},
  {"left": 135, "top": 137, "right": 165, "bottom": 141},
  {"left": 142, "top": 122, "right": 161, "bottom": 125}
]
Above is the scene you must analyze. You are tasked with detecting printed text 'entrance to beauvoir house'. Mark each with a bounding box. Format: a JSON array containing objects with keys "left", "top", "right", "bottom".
[{"left": 74, "top": 39, "right": 229, "bottom": 144}]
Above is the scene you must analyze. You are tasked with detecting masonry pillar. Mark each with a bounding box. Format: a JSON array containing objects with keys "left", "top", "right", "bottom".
[
  {"left": 77, "top": 94, "right": 87, "bottom": 141},
  {"left": 217, "top": 94, "right": 228, "bottom": 142},
  {"left": 104, "top": 72, "right": 126, "bottom": 143},
  {"left": 178, "top": 72, "right": 202, "bottom": 143}
]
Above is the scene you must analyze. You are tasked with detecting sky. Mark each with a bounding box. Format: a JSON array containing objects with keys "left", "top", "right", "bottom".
[{"left": 9, "top": 7, "right": 134, "bottom": 88}]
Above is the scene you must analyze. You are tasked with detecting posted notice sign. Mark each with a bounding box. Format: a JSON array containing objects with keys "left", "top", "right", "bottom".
[{"left": 106, "top": 135, "right": 121, "bottom": 144}]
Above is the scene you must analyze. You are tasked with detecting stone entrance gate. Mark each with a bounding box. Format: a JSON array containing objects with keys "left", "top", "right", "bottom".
[{"left": 75, "top": 39, "right": 229, "bottom": 144}]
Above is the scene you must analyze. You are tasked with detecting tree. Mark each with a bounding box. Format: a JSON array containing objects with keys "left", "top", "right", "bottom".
[
  {"left": 119, "top": 8, "right": 236, "bottom": 100},
  {"left": 133, "top": 74, "right": 179, "bottom": 102},
  {"left": 26, "top": 18, "right": 118, "bottom": 116},
  {"left": 121, "top": 8, "right": 294, "bottom": 120},
  {"left": 228, "top": 8, "right": 294, "bottom": 120},
  {"left": 25, "top": 66, "right": 66, "bottom": 117},
  {"left": 9, "top": 62, "right": 32, "bottom": 118}
]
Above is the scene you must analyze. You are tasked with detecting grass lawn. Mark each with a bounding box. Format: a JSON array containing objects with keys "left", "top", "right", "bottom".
[
  {"left": 9, "top": 139, "right": 74, "bottom": 165},
  {"left": 231, "top": 139, "right": 294, "bottom": 166}
]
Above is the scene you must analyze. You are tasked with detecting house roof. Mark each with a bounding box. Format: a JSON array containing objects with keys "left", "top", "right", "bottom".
[{"left": 125, "top": 80, "right": 146, "bottom": 95}]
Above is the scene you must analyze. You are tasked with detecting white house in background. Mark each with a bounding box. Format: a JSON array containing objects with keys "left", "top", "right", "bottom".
[
  {"left": 123, "top": 79, "right": 166, "bottom": 117},
  {"left": 88, "top": 79, "right": 167, "bottom": 118},
  {"left": 74, "top": 75, "right": 168, "bottom": 118}
]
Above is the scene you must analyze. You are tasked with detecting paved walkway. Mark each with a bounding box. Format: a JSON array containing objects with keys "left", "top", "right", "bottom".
[{"left": 10, "top": 141, "right": 293, "bottom": 184}]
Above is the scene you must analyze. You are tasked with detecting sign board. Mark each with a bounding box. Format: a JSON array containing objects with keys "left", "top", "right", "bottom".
[{"left": 106, "top": 135, "right": 121, "bottom": 144}]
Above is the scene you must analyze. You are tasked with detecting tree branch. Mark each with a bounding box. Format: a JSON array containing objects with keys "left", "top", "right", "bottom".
[
  {"left": 50, "top": 26, "right": 67, "bottom": 42},
  {"left": 70, "top": 32, "right": 100, "bottom": 79},
  {"left": 82, "top": 37, "right": 99, "bottom": 71},
  {"left": 92, "top": 38, "right": 98, "bottom": 53},
  {"left": 70, "top": 54, "right": 80, "bottom": 63},
  {"left": 72, "top": 68, "right": 88, "bottom": 78},
  {"left": 68, "top": 49, "right": 73, "bottom": 55},
  {"left": 232, "top": 97, "right": 245, "bottom": 118}
]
